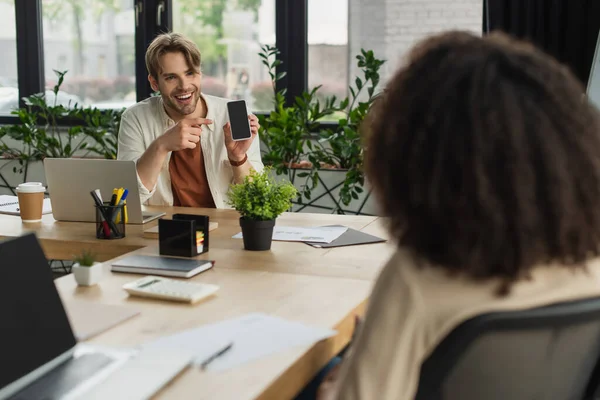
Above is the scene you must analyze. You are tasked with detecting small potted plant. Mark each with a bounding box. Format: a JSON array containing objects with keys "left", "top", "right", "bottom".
[
  {"left": 72, "top": 250, "right": 103, "bottom": 286},
  {"left": 227, "top": 167, "right": 297, "bottom": 251}
]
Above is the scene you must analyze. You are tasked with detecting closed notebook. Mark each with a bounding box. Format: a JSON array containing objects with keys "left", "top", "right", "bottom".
[{"left": 111, "top": 255, "right": 214, "bottom": 278}]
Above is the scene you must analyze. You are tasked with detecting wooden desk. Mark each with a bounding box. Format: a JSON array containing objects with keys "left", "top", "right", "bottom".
[
  {"left": 57, "top": 254, "right": 374, "bottom": 399},
  {"left": 0, "top": 207, "right": 394, "bottom": 399},
  {"left": 0, "top": 207, "right": 394, "bottom": 281}
]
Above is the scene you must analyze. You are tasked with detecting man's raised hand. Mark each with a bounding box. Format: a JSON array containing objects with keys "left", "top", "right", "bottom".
[{"left": 158, "top": 117, "right": 213, "bottom": 152}]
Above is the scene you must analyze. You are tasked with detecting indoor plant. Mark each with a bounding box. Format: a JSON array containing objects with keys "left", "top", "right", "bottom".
[
  {"left": 257, "top": 45, "right": 385, "bottom": 214},
  {"left": 0, "top": 70, "right": 124, "bottom": 195},
  {"left": 226, "top": 167, "right": 297, "bottom": 251},
  {"left": 71, "top": 250, "right": 103, "bottom": 286}
]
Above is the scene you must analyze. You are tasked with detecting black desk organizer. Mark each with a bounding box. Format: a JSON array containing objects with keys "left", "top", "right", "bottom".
[{"left": 158, "top": 214, "right": 210, "bottom": 258}]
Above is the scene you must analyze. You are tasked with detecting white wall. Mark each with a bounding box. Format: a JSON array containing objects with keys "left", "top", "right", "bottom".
[{"left": 349, "top": 0, "right": 482, "bottom": 85}]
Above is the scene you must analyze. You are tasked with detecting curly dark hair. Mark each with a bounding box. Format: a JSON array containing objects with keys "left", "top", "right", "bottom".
[{"left": 365, "top": 31, "right": 600, "bottom": 294}]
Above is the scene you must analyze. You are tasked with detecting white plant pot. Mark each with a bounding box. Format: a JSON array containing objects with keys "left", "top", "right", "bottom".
[{"left": 72, "top": 262, "right": 103, "bottom": 286}]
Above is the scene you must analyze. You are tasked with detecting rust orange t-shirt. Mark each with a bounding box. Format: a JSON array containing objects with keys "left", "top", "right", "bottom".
[{"left": 169, "top": 144, "right": 216, "bottom": 208}]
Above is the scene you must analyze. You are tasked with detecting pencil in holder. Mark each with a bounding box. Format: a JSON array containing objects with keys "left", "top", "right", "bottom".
[
  {"left": 95, "top": 202, "right": 126, "bottom": 239},
  {"left": 158, "top": 214, "right": 210, "bottom": 258}
]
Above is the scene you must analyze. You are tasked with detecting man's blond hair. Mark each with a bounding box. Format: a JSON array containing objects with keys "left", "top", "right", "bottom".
[{"left": 145, "top": 32, "right": 201, "bottom": 80}]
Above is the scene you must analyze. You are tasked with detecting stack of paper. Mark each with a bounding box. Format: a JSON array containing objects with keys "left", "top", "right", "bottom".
[
  {"left": 232, "top": 226, "right": 348, "bottom": 244},
  {"left": 141, "top": 313, "right": 336, "bottom": 372}
]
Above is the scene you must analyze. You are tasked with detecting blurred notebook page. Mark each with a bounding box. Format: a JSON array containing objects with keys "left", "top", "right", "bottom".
[
  {"left": 142, "top": 313, "right": 336, "bottom": 371},
  {"left": 63, "top": 300, "right": 140, "bottom": 340},
  {"left": 0, "top": 195, "right": 52, "bottom": 216}
]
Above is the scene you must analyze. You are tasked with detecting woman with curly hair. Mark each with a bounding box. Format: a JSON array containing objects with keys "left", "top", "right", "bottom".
[{"left": 318, "top": 30, "right": 600, "bottom": 400}]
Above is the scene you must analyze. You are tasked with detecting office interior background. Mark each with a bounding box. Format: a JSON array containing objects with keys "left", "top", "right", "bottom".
[
  {"left": 1, "top": 1, "right": 599, "bottom": 115},
  {"left": 0, "top": 0, "right": 599, "bottom": 214},
  {"left": 0, "top": 0, "right": 486, "bottom": 115}
]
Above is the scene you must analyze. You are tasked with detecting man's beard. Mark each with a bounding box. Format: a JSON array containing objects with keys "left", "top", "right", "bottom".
[{"left": 164, "top": 87, "right": 201, "bottom": 116}]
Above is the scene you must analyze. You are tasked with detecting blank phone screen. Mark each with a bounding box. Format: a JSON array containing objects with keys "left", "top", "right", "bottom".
[{"left": 227, "top": 100, "right": 252, "bottom": 141}]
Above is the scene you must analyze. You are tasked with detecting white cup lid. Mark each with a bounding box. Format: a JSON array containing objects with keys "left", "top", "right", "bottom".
[{"left": 16, "top": 182, "right": 46, "bottom": 193}]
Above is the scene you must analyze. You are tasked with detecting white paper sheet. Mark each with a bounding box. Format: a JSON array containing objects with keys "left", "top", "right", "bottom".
[
  {"left": 232, "top": 225, "right": 348, "bottom": 243},
  {"left": 141, "top": 313, "right": 337, "bottom": 372}
]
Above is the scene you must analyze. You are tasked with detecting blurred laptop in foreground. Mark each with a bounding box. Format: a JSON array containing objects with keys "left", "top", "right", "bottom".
[{"left": 0, "top": 233, "right": 190, "bottom": 400}]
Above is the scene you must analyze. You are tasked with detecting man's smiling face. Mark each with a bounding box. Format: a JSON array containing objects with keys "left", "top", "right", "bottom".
[{"left": 149, "top": 51, "right": 202, "bottom": 119}]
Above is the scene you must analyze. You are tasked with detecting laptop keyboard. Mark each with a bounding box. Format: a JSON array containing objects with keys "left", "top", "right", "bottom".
[{"left": 9, "top": 353, "right": 115, "bottom": 400}]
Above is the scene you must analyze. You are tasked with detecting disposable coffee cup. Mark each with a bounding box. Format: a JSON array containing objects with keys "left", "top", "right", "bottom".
[{"left": 16, "top": 182, "right": 46, "bottom": 223}]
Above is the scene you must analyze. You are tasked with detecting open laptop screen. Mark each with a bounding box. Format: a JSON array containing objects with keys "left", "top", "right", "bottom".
[{"left": 0, "top": 233, "right": 77, "bottom": 390}]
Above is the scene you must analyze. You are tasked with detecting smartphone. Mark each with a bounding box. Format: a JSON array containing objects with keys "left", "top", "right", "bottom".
[{"left": 227, "top": 100, "right": 252, "bottom": 141}]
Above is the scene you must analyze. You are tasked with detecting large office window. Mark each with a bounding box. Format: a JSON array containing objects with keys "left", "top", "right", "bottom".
[
  {"left": 0, "top": 1, "right": 19, "bottom": 114},
  {"left": 172, "top": 0, "right": 275, "bottom": 112},
  {"left": 308, "top": 0, "right": 482, "bottom": 101},
  {"left": 41, "top": 0, "right": 136, "bottom": 110},
  {"left": 308, "top": 0, "right": 348, "bottom": 108},
  {"left": 1, "top": 0, "right": 484, "bottom": 122}
]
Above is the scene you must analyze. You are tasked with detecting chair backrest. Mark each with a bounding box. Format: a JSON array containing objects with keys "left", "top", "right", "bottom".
[{"left": 415, "top": 297, "right": 600, "bottom": 400}]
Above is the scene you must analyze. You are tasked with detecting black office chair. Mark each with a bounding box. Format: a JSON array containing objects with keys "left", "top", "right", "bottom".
[{"left": 415, "top": 297, "right": 600, "bottom": 400}]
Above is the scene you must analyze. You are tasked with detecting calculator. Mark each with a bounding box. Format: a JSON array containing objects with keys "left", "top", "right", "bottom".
[{"left": 122, "top": 276, "right": 219, "bottom": 304}]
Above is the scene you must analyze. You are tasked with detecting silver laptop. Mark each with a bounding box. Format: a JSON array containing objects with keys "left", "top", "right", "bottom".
[
  {"left": 44, "top": 158, "right": 165, "bottom": 224},
  {"left": 0, "top": 233, "right": 192, "bottom": 400}
]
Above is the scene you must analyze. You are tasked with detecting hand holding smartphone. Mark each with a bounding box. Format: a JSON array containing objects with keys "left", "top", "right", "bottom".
[{"left": 227, "top": 100, "right": 252, "bottom": 141}]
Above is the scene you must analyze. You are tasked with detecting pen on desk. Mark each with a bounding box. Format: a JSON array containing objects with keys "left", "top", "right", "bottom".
[
  {"left": 90, "top": 190, "right": 111, "bottom": 237},
  {"left": 94, "top": 189, "right": 104, "bottom": 203},
  {"left": 119, "top": 189, "right": 129, "bottom": 203},
  {"left": 113, "top": 188, "right": 125, "bottom": 223},
  {"left": 109, "top": 191, "right": 118, "bottom": 206},
  {"left": 199, "top": 342, "right": 233, "bottom": 370},
  {"left": 108, "top": 189, "right": 119, "bottom": 221},
  {"left": 91, "top": 190, "right": 121, "bottom": 236},
  {"left": 94, "top": 189, "right": 106, "bottom": 233},
  {"left": 115, "top": 189, "right": 129, "bottom": 223}
]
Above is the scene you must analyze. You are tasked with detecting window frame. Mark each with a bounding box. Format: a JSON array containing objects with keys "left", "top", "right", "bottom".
[{"left": 0, "top": 0, "right": 322, "bottom": 124}]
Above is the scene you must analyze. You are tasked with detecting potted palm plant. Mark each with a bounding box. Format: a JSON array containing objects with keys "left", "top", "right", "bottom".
[
  {"left": 72, "top": 250, "right": 103, "bottom": 286},
  {"left": 227, "top": 167, "right": 297, "bottom": 251}
]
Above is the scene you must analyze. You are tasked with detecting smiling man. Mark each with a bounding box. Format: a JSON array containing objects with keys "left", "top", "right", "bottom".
[{"left": 117, "top": 32, "right": 264, "bottom": 208}]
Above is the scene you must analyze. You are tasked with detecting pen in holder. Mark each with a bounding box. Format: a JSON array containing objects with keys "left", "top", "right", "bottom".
[
  {"left": 158, "top": 214, "right": 210, "bottom": 257},
  {"left": 95, "top": 202, "right": 126, "bottom": 239}
]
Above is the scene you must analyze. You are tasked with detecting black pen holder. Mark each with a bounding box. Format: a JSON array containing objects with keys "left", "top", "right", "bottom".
[
  {"left": 158, "top": 214, "right": 210, "bottom": 258},
  {"left": 95, "top": 202, "right": 126, "bottom": 240}
]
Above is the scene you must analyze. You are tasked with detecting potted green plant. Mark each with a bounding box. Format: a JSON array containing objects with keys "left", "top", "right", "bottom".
[
  {"left": 226, "top": 167, "right": 297, "bottom": 251},
  {"left": 72, "top": 250, "right": 103, "bottom": 286},
  {"left": 257, "top": 45, "right": 385, "bottom": 214}
]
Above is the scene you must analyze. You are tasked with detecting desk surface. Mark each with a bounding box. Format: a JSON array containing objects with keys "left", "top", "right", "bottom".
[
  {"left": 57, "top": 265, "right": 373, "bottom": 400},
  {"left": 0, "top": 207, "right": 394, "bottom": 281},
  {"left": 0, "top": 207, "right": 394, "bottom": 399}
]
